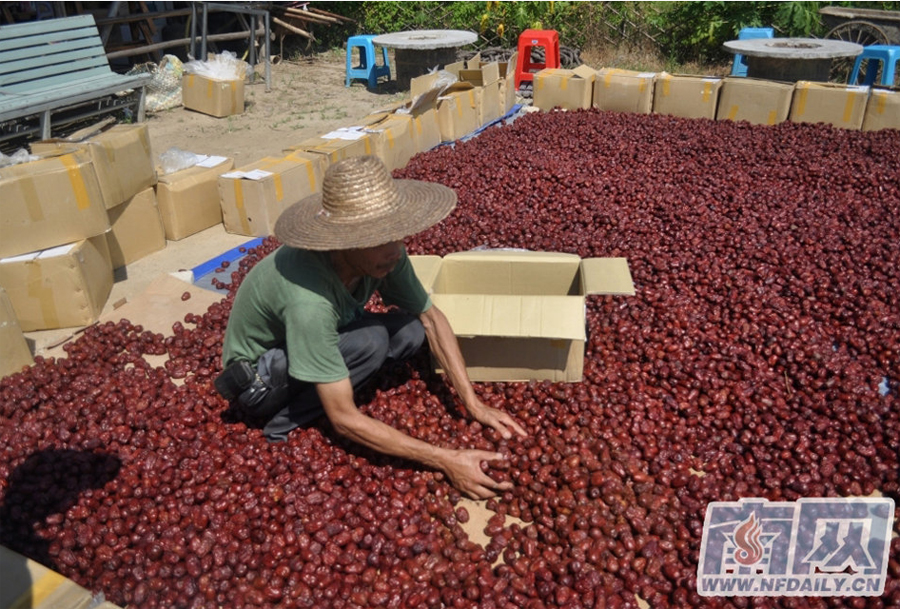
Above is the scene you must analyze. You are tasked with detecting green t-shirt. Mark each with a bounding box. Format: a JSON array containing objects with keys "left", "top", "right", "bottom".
[{"left": 222, "top": 246, "right": 431, "bottom": 383}]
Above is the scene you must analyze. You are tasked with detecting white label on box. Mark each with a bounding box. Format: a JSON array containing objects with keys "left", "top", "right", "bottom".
[
  {"left": 321, "top": 127, "right": 366, "bottom": 140},
  {"left": 702, "top": 78, "right": 722, "bottom": 83},
  {"left": 196, "top": 155, "right": 228, "bottom": 168},
  {"left": 638, "top": 72, "right": 656, "bottom": 78},
  {"left": 220, "top": 169, "right": 274, "bottom": 180}
]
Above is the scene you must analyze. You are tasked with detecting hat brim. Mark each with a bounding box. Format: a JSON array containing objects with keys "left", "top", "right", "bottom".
[{"left": 274, "top": 179, "right": 457, "bottom": 251}]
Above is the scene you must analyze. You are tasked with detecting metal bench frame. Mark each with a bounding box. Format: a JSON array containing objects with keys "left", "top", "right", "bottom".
[{"left": 0, "top": 15, "right": 152, "bottom": 146}]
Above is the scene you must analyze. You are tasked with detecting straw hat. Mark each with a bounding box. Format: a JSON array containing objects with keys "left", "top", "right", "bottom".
[{"left": 274, "top": 155, "right": 457, "bottom": 251}]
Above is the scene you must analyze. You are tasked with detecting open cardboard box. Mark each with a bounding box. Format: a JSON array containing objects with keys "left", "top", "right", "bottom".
[
  {"left": 411, "top": 250, "right": 634, "bottom": 382},
  {"left": 533, "top": 65, "right": 597, "bottom": 111}
]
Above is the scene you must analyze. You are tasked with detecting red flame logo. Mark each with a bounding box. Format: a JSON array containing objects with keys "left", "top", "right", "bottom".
[{"left": 734, "top": 513, "right": 764, "bottom": 565}]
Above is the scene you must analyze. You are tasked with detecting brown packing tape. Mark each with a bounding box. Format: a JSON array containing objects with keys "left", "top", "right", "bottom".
[
  {"left": 230, "top": 179, "right": 251, "bottom": 235},
  {"left": 873, "top": 91, "right": 887, "bottom": 114},
  {"left": 26, "top": 259, "right": 59, "bottom": 330},
  {"left": 701, "top": 82, "right": 713, "bottom": 103},
  {"left": 842, "top": 92, "right": 858, "bottom": 124},
  {"left": 61, "top": 155, "right": 93, "bottom": 211},
  {"left": 19, "top": 174, "right": 44, "bottom": 222},
  {"left": 767, "top": 110, "right": 777, "bottom": 125},
  {"left": 231, "top": 81, "right": 240, "bottom": 113},
  {"left": 794, "top": 84, "right": 809, "bottom": 116},
  {"left": 660, "top": 75, "right": 671, "bottom": 97}
]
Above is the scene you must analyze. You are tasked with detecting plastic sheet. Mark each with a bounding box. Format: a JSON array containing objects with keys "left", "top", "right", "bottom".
[
  {"left": 0, "top": 148, "right": 37, "bottom": 168},
  {"left": 183, "top": 50, "right": 248, "bottom": 80},
  {"left": 158, "top": 147, "right": 205, "bottom": 175}
]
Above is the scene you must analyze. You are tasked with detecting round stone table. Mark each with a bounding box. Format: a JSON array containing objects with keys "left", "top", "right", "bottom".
[
  {"left": 373, "top": 30, "right": 478, "bottom": 89},
  {"left": 723, "top": 37, "right": 863, "bottom": 82}
]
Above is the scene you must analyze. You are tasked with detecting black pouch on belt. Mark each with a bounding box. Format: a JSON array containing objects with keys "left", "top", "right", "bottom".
[{"left": 214, "top": 360, "right": 258, "bottom": 401}]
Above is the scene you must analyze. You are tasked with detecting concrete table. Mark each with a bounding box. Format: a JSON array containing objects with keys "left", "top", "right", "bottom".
[
  {"left": 373, "top": 30, "right": 477, "bottom": 89},
  {"left": 723, "top": 37, "right": 863, "bottom": 82}
]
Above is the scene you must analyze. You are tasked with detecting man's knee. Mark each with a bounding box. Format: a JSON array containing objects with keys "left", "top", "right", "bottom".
[
  {"left": 340, "top": 322, "right": 390, "bottom": 381},
  {"left": 388, "top": 318, "right": 425, "bottom": 361}
]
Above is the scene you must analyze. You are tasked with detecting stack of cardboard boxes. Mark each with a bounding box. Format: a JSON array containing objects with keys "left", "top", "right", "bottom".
[
  {"left": 531, "top": 65, "right": 899, "bottom": 131},
  {"left": 0, "top": 124, "right": 162, "bottom": 337},
  {"left": 0, "top": 123, "right": 240, "bottom": 377}
]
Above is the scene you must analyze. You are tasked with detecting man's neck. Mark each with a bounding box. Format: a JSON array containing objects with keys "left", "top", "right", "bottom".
[{"left": 329, "top": 251, "right": 363, "bottom": 289}]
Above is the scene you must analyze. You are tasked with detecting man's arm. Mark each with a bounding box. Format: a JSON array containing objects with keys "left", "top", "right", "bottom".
[
  {"left": 419, "top": 305, "right": 527, "bottom": 439},
  {"left": 316, "top": 378, "right": 511, "bottom": 499}
]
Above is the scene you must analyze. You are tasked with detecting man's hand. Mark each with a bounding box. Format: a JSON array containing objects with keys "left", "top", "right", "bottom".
[
  {"left": 466, "top": 399, "right": 528, "bottom": 440},
  {"left": 440, "top": 449, "right": 512, "bottom": 500}
]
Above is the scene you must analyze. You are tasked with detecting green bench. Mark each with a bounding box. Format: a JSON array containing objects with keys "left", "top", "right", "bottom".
[{"left": 0, "top": 15, "right": 152, "bottom": 146}]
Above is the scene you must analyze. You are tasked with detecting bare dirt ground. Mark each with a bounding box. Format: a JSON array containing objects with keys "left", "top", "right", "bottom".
[{"left": 145, "top": 49, "right": 411, "bottom": 168}]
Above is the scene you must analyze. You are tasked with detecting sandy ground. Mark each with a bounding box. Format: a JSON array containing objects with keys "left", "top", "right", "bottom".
[{"left": 146, "top": 49, "right": 410, "bottom": 168}]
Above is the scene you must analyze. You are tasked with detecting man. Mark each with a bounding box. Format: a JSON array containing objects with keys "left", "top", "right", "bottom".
[{"left": 219, "top": 155, "right": 526, "bottom": 499}]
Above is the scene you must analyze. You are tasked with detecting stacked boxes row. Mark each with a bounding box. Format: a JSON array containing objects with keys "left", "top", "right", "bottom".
[
  {"left": 215, "top": 52, "right": 520, "bottom": 239},
  {"left": 532, "top": 66, "right": 899, "bottom": 131}
]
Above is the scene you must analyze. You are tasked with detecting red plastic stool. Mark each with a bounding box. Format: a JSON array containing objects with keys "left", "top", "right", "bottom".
[{"left": 515, "top": 29, "right": 560, "bottom": 89}]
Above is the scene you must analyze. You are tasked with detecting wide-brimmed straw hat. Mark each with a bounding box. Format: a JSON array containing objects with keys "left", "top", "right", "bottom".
[{"left": 274, "top": 155, "right": 457, "bottom": 250}]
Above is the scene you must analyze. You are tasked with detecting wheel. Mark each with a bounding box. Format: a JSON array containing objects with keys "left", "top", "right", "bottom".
[{"left": 825, "top": 21, "right": 891, "bottom": 83}]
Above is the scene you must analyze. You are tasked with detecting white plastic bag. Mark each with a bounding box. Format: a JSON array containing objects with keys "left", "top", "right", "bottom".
[
  {"left": 183, "top": 50, "right": 248, "bottom": 80},
  {"left": 0, "top": 148, "right": 37, "bottom": 168},
  {"left": 158, "top": 147, "right": 205, "bottom": 175}
]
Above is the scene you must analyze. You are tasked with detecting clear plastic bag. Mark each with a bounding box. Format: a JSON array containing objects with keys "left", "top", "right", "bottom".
[
  {"left": 158, "top": 147, "right": 204, "bottom": 175},
  {"left": 0, "top": 148, "right": 37, "bottom": 168},
  {"left": 183, "top": 50, "right": 248, "bottom": 80}
]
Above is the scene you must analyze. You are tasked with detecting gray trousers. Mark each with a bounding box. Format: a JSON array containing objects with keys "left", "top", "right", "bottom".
[{"left": 237, "top": 312, "right": 425, "bottom": 442}]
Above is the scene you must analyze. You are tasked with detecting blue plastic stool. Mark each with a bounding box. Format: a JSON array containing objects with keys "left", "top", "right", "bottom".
[
  {"left": 731, "top": 27, "right": 775, "bottom": 77},
  {"left": 345, "top": 35, "right": 391, "bottom": 89},
  {"left": 849, "top": 45, "right": 900, "bottom": 86}
]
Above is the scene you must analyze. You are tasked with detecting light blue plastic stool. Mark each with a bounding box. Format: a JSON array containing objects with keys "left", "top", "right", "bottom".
[
  {"left": 731, "top": 27, "right": 775, "bottom": 77},
  {"left": 345, "top": 35, "right": 391, "bottom": 89},
  {"left": 849, "top": 45, "right": 900, "bottom": 86}
]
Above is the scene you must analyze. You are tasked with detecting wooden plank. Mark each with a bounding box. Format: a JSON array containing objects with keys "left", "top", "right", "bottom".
[{"left": 0, "top": 14, "right": 95, "bottom": 40}]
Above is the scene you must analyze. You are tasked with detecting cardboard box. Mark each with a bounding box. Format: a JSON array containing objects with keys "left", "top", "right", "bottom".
[
  {"left": 31, "top": 123, "right": 157, "bottom": 209},
  {"left": 0, "top": 235, "right": 113, "bottom": 331},
  {"left": 653, "top": 73, "right": 723, "bottom": 120},
  {"left": 533, "top": 65, "right": 597, "bottom": 111},
  {"left": 288, "top": 130, "right": 375, "bottom": 167},
  {"left": 156, "top": 156, "right": 234, "bottom": 241},
  {"left": 0, "top": 545, "right": 124, "bottom": 609},
  {"left": 0, "top": 148, "right": 109, "bottom": 259},
  {"left": 218, "top": 152, "right": 324, "bottom": 237},
  {"left": 106, "top": 187, "right": 166, "bottom": 269},
  {"left": 391, "top": 91, "right": 443, "bottom": 154},
  {"left": 411, "top": 73, "right": 482, "bottom": 142},
  {"left": 716, "top": 77, "right": 794, "bottom": 126},
  {"left": 358, "top": 113, "right": 417, "bottom": 172},
  {"left": 593, "top": 68, "right": 656, "bottom": 114},
  {"left": 410, "top": 250, "right": 634, "bottom": 382},
  {"left": 498, "top": 52, "right": 518, "bottom": 114},
  {"left": 455, "top": 61, "right": 504, "bottom": 125},
  {"left": 862, "top": 86, "right": 900, "bottom": 131},
  {"left": 436, "top": 83, "right": 481, "bottom": 142},
  {"left": 790, "top": 82, "right": 869, "bottom": 130},
  {"left": 182, "top": 73, "right": 245, "bottom": 117},
  {"left": 0, "top": 287, "right": 33, "bottom": 378}
]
